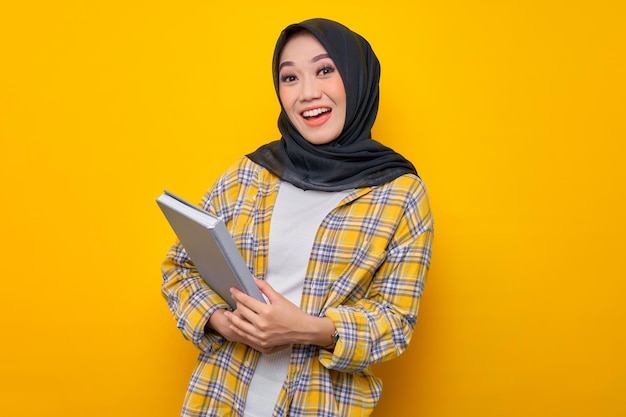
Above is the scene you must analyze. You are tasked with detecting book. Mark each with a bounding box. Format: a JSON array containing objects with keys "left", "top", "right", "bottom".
[{"left": 156, "top": 190, "right": 266, "bottom": 309}]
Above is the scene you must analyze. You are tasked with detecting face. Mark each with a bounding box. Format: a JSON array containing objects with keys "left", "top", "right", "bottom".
[{"left": 278, "top": 31, "right": 347, "bottom": 145}]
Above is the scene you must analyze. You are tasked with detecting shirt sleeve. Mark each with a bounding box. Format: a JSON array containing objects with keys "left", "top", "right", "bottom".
[
  {"left": 319, "top": 177, "right": 434, "bottom": 373},
  {"left": 161, "top": 242, "right": 230, "bottom": 352},
  {"left": 160, "top": 160, "right": 244, "bottom": 352}
]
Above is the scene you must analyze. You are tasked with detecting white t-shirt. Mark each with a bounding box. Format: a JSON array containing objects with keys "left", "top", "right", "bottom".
[{"left": 243, "top": 181, "right": 350, "bottom": 417}]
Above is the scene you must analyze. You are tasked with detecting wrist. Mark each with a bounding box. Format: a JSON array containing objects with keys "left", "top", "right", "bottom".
[
  {"left": 205, "top": 308, "right": 228, "bottom": 333},
  {"left": 324, "top": 329, "right": 339, "bottom": 349},
  {"left": 305, "top": 316, "right": 337, "bottom": 347}
]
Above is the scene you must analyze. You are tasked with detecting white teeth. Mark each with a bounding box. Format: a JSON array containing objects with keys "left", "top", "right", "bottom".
[{"left": 302, "top": 108, "right": 330, "bottom": 118}]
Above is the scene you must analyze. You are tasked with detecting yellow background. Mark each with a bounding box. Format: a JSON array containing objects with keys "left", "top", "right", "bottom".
[{"left": 1, "top": 1, "right": 624, "bottom": 416}]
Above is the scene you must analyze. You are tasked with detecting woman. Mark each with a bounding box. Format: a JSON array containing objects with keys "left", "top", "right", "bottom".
[{"left": 161, "top": 18, "right": 433, "bottom": 417}]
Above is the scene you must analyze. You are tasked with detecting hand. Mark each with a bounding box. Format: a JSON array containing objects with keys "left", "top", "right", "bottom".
[
  {"left": 225, "top": 279, "right": 334, "bottom": 353},
  {"left": 206, "top": 308, "right": 286, "bottom": 354}
]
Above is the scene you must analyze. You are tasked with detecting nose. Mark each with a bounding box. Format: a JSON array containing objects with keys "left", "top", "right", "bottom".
[{"left": 300, "top": 76, "right": 322, "bottom": 101}]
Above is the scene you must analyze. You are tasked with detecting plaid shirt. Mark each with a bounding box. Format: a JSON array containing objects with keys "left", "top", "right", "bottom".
[{"left": 161, "top": 157, "right": 433, "bottom": 417}]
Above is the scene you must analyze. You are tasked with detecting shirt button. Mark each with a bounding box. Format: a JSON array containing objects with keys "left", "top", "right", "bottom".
[{"left": 244, "top": 360, "right": 251, "bottom": 367}]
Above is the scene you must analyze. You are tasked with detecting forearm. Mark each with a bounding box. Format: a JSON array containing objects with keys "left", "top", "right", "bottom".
[
  {"left": 298, "top": 315, "right": 336, "bottom": 348},
  {"left": 320, "top": 227, "right": 433, "bottom": 371},
  {"left": 161, "top": 243, "right": 230, "bottom": 350}
]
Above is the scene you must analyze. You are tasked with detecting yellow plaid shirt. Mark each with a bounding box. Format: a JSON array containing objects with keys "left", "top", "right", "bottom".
[{"left": 161, "top": 157, "right": 433, "bottom": 416}]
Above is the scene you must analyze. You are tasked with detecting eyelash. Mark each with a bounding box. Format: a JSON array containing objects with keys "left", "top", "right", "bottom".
[
  {"left": 317, "top": 65, "right": 335, "bottom": 76},
  {"left": 279, "top": 65, "right": 336, "bottom": 83}
]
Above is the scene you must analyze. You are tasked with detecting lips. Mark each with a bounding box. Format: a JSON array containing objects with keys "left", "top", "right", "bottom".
[{"left": 300, "top": 107, "right": 332, "bottom": 127}]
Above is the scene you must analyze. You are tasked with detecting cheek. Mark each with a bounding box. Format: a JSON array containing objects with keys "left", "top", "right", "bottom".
[
  {"left": 331, "top": 80, "right": 347, "bottom": 115},
  {"left": 331, "top": 80, "right": 347, "bottom": 107},
  {"left": 278, "top": 88, "right": 295, "bottom": 111}
]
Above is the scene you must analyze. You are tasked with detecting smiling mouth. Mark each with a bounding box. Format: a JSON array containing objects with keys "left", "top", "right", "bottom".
[{"left": 302, "top": 107, "right": 331, "bottom": 119}]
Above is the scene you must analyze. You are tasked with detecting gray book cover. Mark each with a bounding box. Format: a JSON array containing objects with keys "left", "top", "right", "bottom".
[{"left": 156, "top": 190, "right": 266, "bottom": 310}]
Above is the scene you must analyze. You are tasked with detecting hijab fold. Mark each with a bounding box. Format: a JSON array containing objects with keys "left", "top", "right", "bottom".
[{"left": 247, "top": 18, "right": 417, "bottom": 191}]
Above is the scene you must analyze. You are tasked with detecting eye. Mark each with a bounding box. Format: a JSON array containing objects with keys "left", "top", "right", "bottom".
[
  {"left": 317, "top": 65, "right": 335, "bottom": 76},
  {"left": 280, "top": 74, "right": 297, "bottom": 83}
]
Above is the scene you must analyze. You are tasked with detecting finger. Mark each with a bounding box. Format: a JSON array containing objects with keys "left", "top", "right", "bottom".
[
  {"left": 225, "top": 310, "right": 258, "bottom": 336},
  {"left": 228, "top": 321, "right": 265, "bottom": 349},
  {"left": 231, "top": 302, "right": 260, "bottom": 327},
  {"left": 231, "top": 308, "right": 246, "bottom": 320},
  {"left": 255, "top": 279, "right": 283, "bottom": 304},
  {"left": 231, "top": 287, "right": 267, "bottom": 314},
  {"left": 271, "top": 344, "right": 291, "bottom": 353},
  {"left": 258, "top": 344, "right": 290, "bottom": 355}
]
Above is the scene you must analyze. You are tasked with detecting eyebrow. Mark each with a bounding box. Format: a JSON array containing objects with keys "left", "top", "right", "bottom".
[{"left": 278, "top": 54, "right": 332, "bottom": 71}]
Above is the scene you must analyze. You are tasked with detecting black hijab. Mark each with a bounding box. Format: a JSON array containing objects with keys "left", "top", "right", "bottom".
[{"left": 247, "top": 18, "right": 417, "bottom": 191}]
